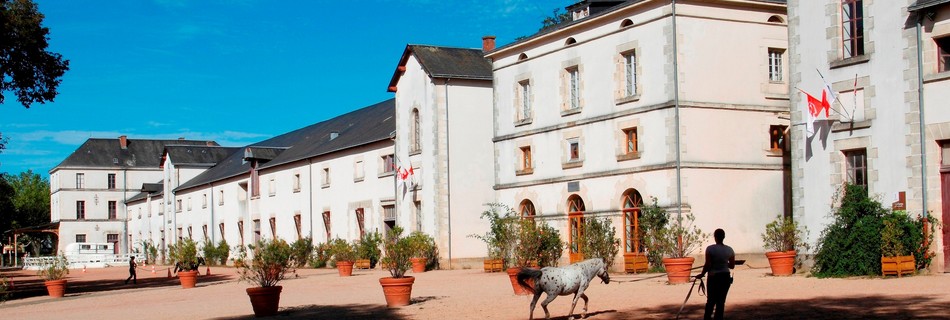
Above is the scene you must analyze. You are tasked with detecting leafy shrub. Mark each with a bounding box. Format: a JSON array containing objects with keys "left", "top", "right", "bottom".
[
  {"left": 326, "top": 238, "right": 357, "bottom": 263},
  {"left": 640, "top": 197, "right": 669, "bottom": 271},
  {"left": 881, "top": 210, "right": 938, "bottom": 270},
  {"left": 239, "top": 238, "right": 295, "bottom": 287},
  {"left": 580, "top": 216, "right": 620, "bottom": 270},
  {"left": 309, "top": 242, "right": 330, "bottom": 268},
  {"left": 537, "top": 223, "right": 563, "bottom": 267},
  {"left": 381, "top": 226, "right": 412, "bottom": 278},
  {"left": 0, "top": 276, "right": 10, "bottom": 303},
  {"left": 812, "top": 184, "right": 887, "bottom": 277},
  {"left": 762, "top": 215, "right": 810, "bottom": 253},
  {"left": 289, "top": 237, "right": 314, "bottom": 267},
  {"left": 38, "top": 254, "right": 69, "bottom": 281},
  {"left": 357, "top": 231, "right": 383, "bottom": 268},
  {"left": 513, "top": 219, "right": 542, "bottom": 268},
  {"left": 406, "top": 231, "right": 439, "bottom": 270},
  {"left": 651, "top": 212, "right": 705, "bottom": 259},
  {"left": 469, "top": 203, "right": 519, "bottom": 266},
  {"left": 202, "top": 239, "right": 229, "bottom": 266},
  {"left": 168, "top": 238, "right": 199, "bottom": 267}
]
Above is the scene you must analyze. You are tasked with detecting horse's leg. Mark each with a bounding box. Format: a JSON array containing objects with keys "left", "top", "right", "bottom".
[
  {"left": 568, "top": 292, "right": 581, "bottom": 319},
  {"left": 579, "top": 292, "right": 589, "bottom": 318},
  {"left": 540, "top": 292, "right": 558, "bottom": 320},
  {"left": 529, "top": 291, "right": 542, "bottom": 320}
]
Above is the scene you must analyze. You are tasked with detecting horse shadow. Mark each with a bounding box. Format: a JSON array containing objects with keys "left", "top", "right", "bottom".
[{"left": 546, "top": 309, "right": 618, "bottom": 320}]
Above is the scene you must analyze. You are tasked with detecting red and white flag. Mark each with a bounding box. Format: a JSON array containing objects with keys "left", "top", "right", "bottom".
[
  {"left": 801, "top": 88, "right": 830, "bottom": 137},
  {"left": 397, "top": 159, "right": 415, "bottom": 199}
]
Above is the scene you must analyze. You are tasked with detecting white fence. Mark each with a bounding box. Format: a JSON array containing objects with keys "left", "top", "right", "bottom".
[{"left": 23, "top": 253, "right": 146, "bottom": 270}]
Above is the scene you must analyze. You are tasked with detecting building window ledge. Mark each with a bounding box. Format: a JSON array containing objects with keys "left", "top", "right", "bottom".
[
  {"left": 615, "top": 94, "right": 640, "bottom": 106},
  {"left": 292, "top": 188, "right": 301, "bottom": 193},
  {"left": 831, "top": 119, "right": 872, "bottom": 133},
  {"left": 561, "top": 160, "right": 584, "bottom": 169},
  {"left": 766, "top": 149, "right": 784, "bottom": 157},
  {"left": 354, "top": 177, "right": 365, "bottom": 183},
  {"left": 409, "top": 149, "right": 422, "bottom": 156},
  {"left": 515, "top": 168, "right": 534, "bottom": 176},
  {"left": 514, "top": 118, "right": 533, "bottom": 127},
  {"left": 829, "top": 55, "right": 870, "bottom": 69},
  {"left": 560, "top": 108, "right": 582, "bottom": 117},
  {"left": 923, "top": 71, "right": 950, "bottom": 84},
  {"left": 378, "top": 171, "right": 395, "bottom": 178},
  {"left": 615, "top": 152, "right": 641, "bottom": 162},
  {"left": 321, "top": 183, "right": 330, "bottom": 189}
]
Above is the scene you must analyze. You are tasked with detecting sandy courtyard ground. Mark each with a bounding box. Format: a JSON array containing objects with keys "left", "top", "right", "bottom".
[{"left": 2, "top": 263, "right": 949, "bottom": 320}]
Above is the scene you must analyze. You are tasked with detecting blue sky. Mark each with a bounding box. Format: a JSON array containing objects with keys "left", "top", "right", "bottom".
[{"left": 0, "top": 0, "right": 567, "bottom": 176}]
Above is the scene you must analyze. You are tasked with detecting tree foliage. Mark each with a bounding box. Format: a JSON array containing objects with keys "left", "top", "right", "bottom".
[
  {"left": 580, "top": 216, "right": 620, "bottom": 270},
  {"left": 1, "top": 0, "right": 70, "bottom": 108},
  {"left": 539, "top": 8, "right": 572, "bottom": 32},
  {"left": 0, "top": 170, "right": 51, "bottom": 254},
  {"left": 812, "top": 184, "right": 887, "bottom": 277}
]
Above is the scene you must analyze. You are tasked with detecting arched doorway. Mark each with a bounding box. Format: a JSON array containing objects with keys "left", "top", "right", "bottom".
[
  {"left": 567, "top": 195, "right": 586, "bottom": 263},
  {"left": 622, "top": 189, "right": 648, "bottom": 273}
]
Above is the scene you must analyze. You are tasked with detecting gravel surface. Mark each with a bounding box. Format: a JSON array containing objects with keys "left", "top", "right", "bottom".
[{"left": 2, "top": 264, "right": 949, "bottom": 319}]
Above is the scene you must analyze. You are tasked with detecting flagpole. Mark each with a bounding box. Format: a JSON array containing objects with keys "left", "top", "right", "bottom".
[
  {"left": 795, "top": 87, "right": 852, "bottom": 120},
  {"left": 815, "top": 69, "right": 854, "bottom": 121}
]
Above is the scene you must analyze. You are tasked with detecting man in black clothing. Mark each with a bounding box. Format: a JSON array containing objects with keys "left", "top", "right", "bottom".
[
  {"left": 695, "top": 228, "right": 735, "bottom": 320},
  {"left": 125, "top": 256, "right": 137, "bottom": 284}
]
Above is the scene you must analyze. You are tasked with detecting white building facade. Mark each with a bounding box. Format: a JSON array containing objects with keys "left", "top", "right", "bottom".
[
  {"left": 789, "top": 0, "right": 950, "bottom": 273},
  {"left": 488, "top": 0, "right": 790, "bottom": 270},
  {"left": 388, "top": 44, "right": 496, "bottom": 267}
]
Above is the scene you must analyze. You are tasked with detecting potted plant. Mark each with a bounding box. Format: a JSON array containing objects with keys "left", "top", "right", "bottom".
[
  {"left": 537, "top": 222, "right": 564, "bottom": 268},
  {"left": 880, "top": 211, "right": 917, "bottom": 277},
  {"left": 289, "top": 237, "right": 313, "bottom": 269},
  {"left": 379, "top": 226, "right": 414, "bottom": 307},
  {"left": 356, "top": 231, "right": 382, "bottom": 269},
  {"left": 406, "top": 231, "right": 437, "bottom": 273},
  {"left": 38, "top": 253, "right": 69, "bottom": 298},
  {"left": 169, "top": 238, "right": 201, "bottom": 288},
  {"left": 238, "top": 238, "right": 295, "bottom": 317},
  {"left": 634, "top": 197, "right": 669, "bottom": 273},
  {"left": 580, "top": 216, "right": 620, "bottom": 271},
  {"left": 761, "top": 215, "right": 809, "bottom": 276},
  {"left": 650, "top": 212, "right": 705, "bottom": 284},
  {"left": 327, "top": 238, "right": 357, "bottom": 277},
  {"left": 506, "top": 218, "right": 543, "bottom": 295},
  {"left": 470, "top": 203, "right": 519, "bottom": 272}
]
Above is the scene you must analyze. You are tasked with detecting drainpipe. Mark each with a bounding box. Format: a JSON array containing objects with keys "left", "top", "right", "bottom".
[
  {"left": 123, "top": 169, "right": 128, "bottom": 253},
  {"left": 672, "top": 0, "right": 683, "bottom": 220},
  {"left": 210, "top": 182, "right": 215, "bottom": 243},
  {"left": 309, "top": 158, "right": 314, "bottom": 241},
  {"left": 444, "top": 78, "right": 453, "bottom": 270},
  {"left": 916, "top": 13, "right": 929, "bottom": 219}
]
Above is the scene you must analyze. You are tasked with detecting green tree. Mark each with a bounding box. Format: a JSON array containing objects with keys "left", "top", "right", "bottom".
[
  {"left": 7, "top": 170, "right": 50, "bottom": 228},
  {"left": 539, "top": 7, "right": 572, "bottom": 32},
  {"left": 1, "top": 0, "right": 70, "bottom": 108}
]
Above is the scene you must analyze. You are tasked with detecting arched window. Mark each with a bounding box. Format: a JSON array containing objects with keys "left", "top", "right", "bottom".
[
  {"left": 620, "top": 19, "right": 634, "bottom": 28},
  {"left": 621, "top": 189, "right": 644, "bottom": 255},
  {"left": 520, "top": 199, "right": 536, "bottom": 219},
  {"left": 767, "top": 15, "right": 784, "bottom": 23},
  {"left": 411, "top": 109, "right": 421, "bottom": 152},
  {"left": 565, "top": 37, "right": 577, "bottom": 46},
  {"left": 518, "top": 53, "right": 528, "bottom": 61},
  {"left": 567, "top": 194, "right": 586, "bottom": 263}
]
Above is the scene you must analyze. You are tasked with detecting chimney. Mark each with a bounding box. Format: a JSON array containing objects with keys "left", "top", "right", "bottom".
[
  {"left": 482, "top": 35, "right": 496, "bottom": 52},
  {"left": 119, "top": 135, "right": 128, "bottom": 149}
]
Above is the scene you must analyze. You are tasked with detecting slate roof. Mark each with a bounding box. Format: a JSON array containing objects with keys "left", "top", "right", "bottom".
[
  {"left": 175, "top": 99, "right": 395, "bottom": 192},
  {"left": 127, "top": 182, "right": 164, "bottom": 204},
  {"left": 909, "top": 0, "right": 950, "bottom": 11},
  {"left": 387, "top": 45, "right": 492, "bottom": 92},
  {"left": 164, "top": 146, "right": 240, "bottom": 167},
  {"left": 51, "top": 138, "right": 218, "bottom": 173},
  {"left": 490, "top": 0, "right": 786, "bottom": 55}
]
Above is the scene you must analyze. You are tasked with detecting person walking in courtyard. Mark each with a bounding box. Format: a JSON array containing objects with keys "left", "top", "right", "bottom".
[
  {"left": 125, "top": 256, "right": 137, "bottom": 284},
  {"left": 695, "top": 228, "right": 735, "bottom": 320}
]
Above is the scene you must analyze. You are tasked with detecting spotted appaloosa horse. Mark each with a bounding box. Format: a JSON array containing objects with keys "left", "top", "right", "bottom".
[{"left": 517, "top": 258, "right": 610, "bottom": 320}]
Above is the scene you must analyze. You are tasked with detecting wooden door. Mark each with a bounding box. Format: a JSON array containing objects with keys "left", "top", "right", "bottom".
[
  {"left": 567, "top": 195, "right": 586, "bottom": 264},
  {"left": 942, "top": 172, "right": 950, "bottom": 273}
]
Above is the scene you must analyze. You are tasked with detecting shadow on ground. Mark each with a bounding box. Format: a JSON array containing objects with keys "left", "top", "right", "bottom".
[
  {"left": 602, "top": 294, "right": 950, "bottom": 319},
  {"left": 212, "top": 304, "right": 406, "bottom": 320},
  {"left": 5, "top": 273, "right": 233, "bottom": 300}
]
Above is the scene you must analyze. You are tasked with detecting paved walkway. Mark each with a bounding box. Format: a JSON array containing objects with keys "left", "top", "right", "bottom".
[{"left": 1, "top": 264, "right": 949, "bottom": 319}]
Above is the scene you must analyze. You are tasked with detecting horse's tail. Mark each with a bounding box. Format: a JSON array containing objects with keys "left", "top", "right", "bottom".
[{"left": 517, "top": 268, "right": 542, "bottom": 293}]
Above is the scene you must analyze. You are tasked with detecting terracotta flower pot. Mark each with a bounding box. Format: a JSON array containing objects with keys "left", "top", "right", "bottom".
[
  {"left": 410, "top": 257, "right": 427, "bottom": 273},
  {"left": 337, "top": 261, "right": 354, "bottom": 277},
  {"left": 662, "top": 257, "right": 695, "bottom": 284},
  {"left": 246, "top": 286, "right": 282, "bottom": 317},
  {"left": 178, "top": 270, "right": 199, "bottom": 289},
  {"left": 506, "top": 267, "right": 532, "bottom": 295},
  {"left": 765, "top": 250, "right": 796, "bottom": 276},
  {"left": 44, "top": 279, "right": 67, "bottom": 298},
  {"left": 379, "top": 276, "right": 415, "bottom": 307}
]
